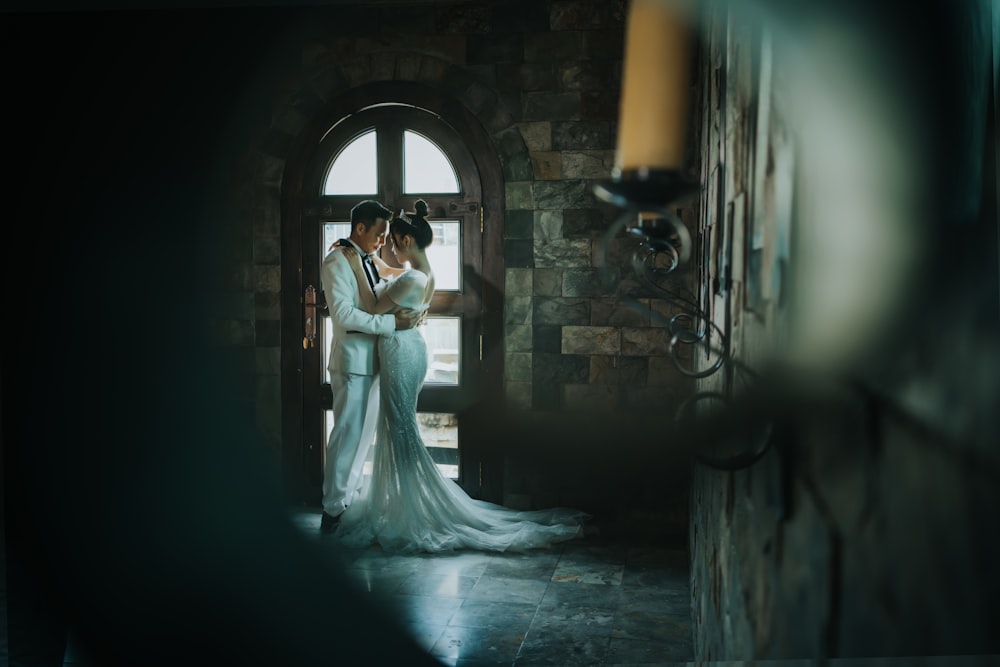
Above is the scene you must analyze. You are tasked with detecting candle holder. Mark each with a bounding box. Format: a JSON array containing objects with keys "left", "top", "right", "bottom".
[{"left": 593, "top": 167, "right": 701, "bottom": 211}]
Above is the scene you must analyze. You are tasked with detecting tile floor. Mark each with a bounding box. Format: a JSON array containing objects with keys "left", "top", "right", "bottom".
[
  {"left": 30, "top": 509, "right": 693, "bottom": 666},
  {"left": 287, "top": 509, "right": 695, "bottom": 666}
]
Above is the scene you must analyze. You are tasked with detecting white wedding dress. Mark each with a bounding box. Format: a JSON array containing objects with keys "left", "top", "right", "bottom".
[{"left": 334, "top": 269, "right": 589, "bottom": 553}]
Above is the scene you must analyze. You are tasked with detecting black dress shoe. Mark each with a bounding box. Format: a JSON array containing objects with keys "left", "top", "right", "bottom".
[{"left": 320, "top": 511, "right": 341, "bottom": 534}]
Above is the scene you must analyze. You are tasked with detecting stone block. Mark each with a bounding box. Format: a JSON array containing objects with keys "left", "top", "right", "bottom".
[
  {"left": 218, "top": 291, "right": 255, "bottom": 320},
  {"left": 505, "top": 182, "right": 535, "bottom": 210},
  {"left": 622, "top": 327, "right": 673, "bottom": 356},
  {"left": 517, "top": 121, "right": 552, "bottom": 151},
  {"left": 490, "top": 1, "right": 550, "bottom": 32},
  {"left": 563, "top": 207, "right": 609, "bottom": 238},
  {"left": 255, "top": 346, "right": 281, "bottom": 375},
  {"left": 647, "top": 298, "right": 694, "bottom": 328},
  {"left": 535, "top": 239, "right": 592, "bottom": 268},
  {"left": 496, "top": 125, "right": 528, "bottom": 158},
  {"left": 481, "top": 103, "right": 516, "bottom": 135},
  {"left": 523, "top": 91, "right": 581, "bottom": 121},
  {"left": 562, "top": 325, "right": 620, "bottom": 355},
  {"left": 524, "top": 31, "right": 581, "bottom": 62},
  {"left": 254, "top": 236, "right": 280, "bottom": 265},
  {"left": 338, "top": 55, "right": 370, "bottom": 88},
  {"left": 255, "top": 292, "right": 281, "bottom": 320},
  {"left": 533, "top": 352, "right": 589, "bottom": 384},
  {"left": 418, "top": 56, "right": 449, "bottom": 84},
  {"left": 591, "top": 298, "right": 649, "bottom": 327},
  {"left": 254, "top": 155, "right": 284, "bottom": 188},
  {"left": 443, "top": 63, "right": 477, "bottom": 95},
  {"left": 562, "top": 150, "right": 615, "bottom": 179},
  {"left": 648, "top": 356, "right": 692, "bottom": 387},
  {"left": 529, "top": 151, "right": 562, "bottom": 180},
  {"left": 534, "top": 209, "right": 563, "bottom": 241},
  {"left": 590, "top": 355, "right": 647, "bottom": 385},
  {"left": 504, "top": 239, "right": 534, "bottom": 268},
  {"left": 505, "top": 268, "right": 533, "bottom": 296},
  {"left": 395, "top": 53, "right": 423, "bottom": 81},
  {"left": 370, "top": 52, "right": 396, "bottom": 80},
  {"left": 434, "top": 4, "right": 491, "bottom": 33},
  {"left": 503, "top": 153, "right": 534, "bottom": 181},
  {"left": 505, "top": 324, "right": 533, "bottom": 352},
  {"left": 307, "top": 67, "right": 349, "bottom": 102},
  {"left": 550, "top": 0, "right": 626, "bottom": 30},
  {"left": 533, "top": 297, "right": 590, "bottom": 325},
  {"left": 468, "top": 32, "right": 524, "bottom": 64},
  {"left": 581, "top": 90, "right": 619, "bottom": 120},
  {"left": 552, "top": 121, "right": 612, "bottom": 150},
  {"left": 520, "top": 63, "right": 558, "bottom": 91},
  {"left": 582, "top": 29, "right": 625, "bottom": 60},
  {"left": 505, "top": 351, "right": 532, "bottom": 382},
  {"left": 559, "top": 61, "right": 615, "bottom": 92},
  {"left": 255, "top": 319, "right": 281, "bottom": 347},
  {"left": 505, "top": 296, "right": 533, "bottom": 325},
  {"left": 254, "top": 265, "right": 281, "bottom": 294},
  {"left": 533, "top": 268, "right": 563, "bottom": 296},
  {"left": 563, "top": 268, "right": 618, "bottom": 297},
  {"left": 532, "top": 325, "right": 562, "bottom": 353},
  {"left": 533, "top": 179, "right": 594, "bottom": 209},
  {"left": 505, "top": 209, "right": 534, "bottom": 239}
]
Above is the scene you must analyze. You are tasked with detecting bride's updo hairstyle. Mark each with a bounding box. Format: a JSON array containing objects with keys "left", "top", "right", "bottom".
[{"left": 392, "top": 199, "right": 434, "bottom": 249}]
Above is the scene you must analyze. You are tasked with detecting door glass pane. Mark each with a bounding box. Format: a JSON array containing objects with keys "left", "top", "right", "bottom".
[
  {"left": 323, "top": 413, "right": 458, "bottom": 480},
  {"left": 403, "top": 130, "right": 459, "bottom": 194},
  {"left": 421, "top": 316, "right": 460, "bottom": 386},
  {"left": 322, "top": 222, "right": 352, "bottom": 262},
  {"left": 321, "top": 222, "right": 351, "bottom": 376},
  {"left": 324, "top": 130, "right": 377, "bottom": 195},
  {"left": 417, "top": 413, "right": 459, "bottom": 479},
  {"left": 426, "top": 221, "right": 461, "bottom": 291}
]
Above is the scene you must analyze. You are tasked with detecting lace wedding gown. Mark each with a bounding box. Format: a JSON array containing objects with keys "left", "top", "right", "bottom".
[{"left": 334, "top": 269, "right": 590, "bottom": 553}]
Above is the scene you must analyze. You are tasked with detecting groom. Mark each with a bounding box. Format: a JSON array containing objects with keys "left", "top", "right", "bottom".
[{"left": 320, "top": 199, "right": 421, "bottom": 533}]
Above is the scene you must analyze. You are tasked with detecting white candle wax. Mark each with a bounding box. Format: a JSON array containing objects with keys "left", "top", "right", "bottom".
[{"left": 616, "top": 0, "right": 694, "bottom": 173}]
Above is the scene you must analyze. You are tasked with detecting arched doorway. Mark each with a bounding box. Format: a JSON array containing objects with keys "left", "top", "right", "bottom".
[{"left": 281, "top": 82, "right": 505, "bottom": 506}]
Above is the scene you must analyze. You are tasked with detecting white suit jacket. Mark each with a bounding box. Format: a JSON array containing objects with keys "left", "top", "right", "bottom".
[{"left": 320, "top": 244, "right": 394, "bottom": 376}]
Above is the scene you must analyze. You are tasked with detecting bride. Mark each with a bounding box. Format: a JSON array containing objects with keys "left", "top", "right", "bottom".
[{"left": 333, "top": 200, "right": 590, "bottom": 553}]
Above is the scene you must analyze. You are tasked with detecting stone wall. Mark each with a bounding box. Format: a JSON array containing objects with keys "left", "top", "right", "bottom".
[
  {"left": 207, "top": 0, "right": 698, "bottom": 519},
  {"left": 686, "top": 0, "right": 1000, "bottom": 659}
]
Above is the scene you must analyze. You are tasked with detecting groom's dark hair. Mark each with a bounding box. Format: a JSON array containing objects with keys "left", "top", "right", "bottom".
[{"left": 350, "top": 200, "right": 393, "bottom": 229}]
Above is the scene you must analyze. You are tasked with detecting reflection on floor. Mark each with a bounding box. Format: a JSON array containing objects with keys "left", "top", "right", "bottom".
[{"left": 286, "top": 509, "right": 695, "bottom": 667}]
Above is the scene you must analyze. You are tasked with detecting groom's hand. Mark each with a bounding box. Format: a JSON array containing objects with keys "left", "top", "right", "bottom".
[{"left": 394, "top": 309, "right": 422, "bottom": 330}]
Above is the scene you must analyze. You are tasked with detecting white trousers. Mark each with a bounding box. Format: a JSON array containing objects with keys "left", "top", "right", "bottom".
[{"left": 322, "top": 371, "right": 380, "bottom": 516}]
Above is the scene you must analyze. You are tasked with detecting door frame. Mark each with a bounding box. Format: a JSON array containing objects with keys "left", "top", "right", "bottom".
[{"left": 279, "top": 81, "right": 506, "bottom": 506}]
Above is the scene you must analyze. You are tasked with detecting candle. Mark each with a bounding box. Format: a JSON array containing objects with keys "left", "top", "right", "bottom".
[{"left": 615, "top": 0, "right": 695, "bottom": 174}]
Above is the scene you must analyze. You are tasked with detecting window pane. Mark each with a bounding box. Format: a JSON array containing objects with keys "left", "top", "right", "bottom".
[
  {"left": 421, "top": 317, "right": 460, "bottom": 386},
  {"left": 324, "top": 130, "right": 377, "bottom": 195},
  {"left": 321, "top": 222, "right": 351, "bottom": 376},
  {"left": 403, "top": 130, "right": 459, "bottom": 194},
  {"left": 426, "top": 221, "right": 461, "bottom": 291},
  {"left": 417, "top": 413, "right": 459, "bottom": 479},
  {"left": 323, "top": 413, "right": 458, "bottom": 480}
]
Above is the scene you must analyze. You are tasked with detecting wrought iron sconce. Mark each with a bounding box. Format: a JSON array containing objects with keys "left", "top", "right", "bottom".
[{"left": 594, "top": 0, "right": 773, "bottom": 470}]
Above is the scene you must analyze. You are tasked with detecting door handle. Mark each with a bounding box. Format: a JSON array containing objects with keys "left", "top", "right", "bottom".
[{"left": 303, "top": 284, "right": 317, "bottom": 349}]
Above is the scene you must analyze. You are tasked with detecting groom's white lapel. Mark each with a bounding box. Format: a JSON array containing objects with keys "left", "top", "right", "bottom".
[{"left": 339, "top": 245, "right": 378, "bottom": 314}]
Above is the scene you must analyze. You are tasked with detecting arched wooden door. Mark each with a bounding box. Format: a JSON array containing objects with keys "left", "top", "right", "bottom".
[{"left": 281, "top": 84, "right": 505, "bottom": 506}]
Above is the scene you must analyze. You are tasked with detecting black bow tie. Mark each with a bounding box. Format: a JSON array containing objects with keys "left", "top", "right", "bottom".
[{"left": 364, "top": 254, "right": 381, "bottom": 282}]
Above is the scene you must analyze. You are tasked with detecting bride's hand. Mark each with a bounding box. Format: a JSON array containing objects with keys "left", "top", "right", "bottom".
[{"left": 393, "top": 309, "right": 422, "bottom": 331}]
